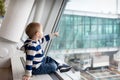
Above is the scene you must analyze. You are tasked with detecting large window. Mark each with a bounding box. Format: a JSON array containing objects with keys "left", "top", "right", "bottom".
[{"left": 47, "top": 0, "right": 120, "bottom": 80}]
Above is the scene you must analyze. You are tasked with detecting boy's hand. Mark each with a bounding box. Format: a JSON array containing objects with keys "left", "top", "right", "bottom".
[
  {"left": 54, "top": 32, "right": 59, "bottom": 37},
  {"left": 22, "top": 75, "right": 31, "bottom": 80}
]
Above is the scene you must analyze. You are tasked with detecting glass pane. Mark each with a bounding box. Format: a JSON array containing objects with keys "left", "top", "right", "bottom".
[
  {"left": 47, "top": 0, "right": 120, "bottom": 79},
  {"left": 91, "top": 17, "right": 97, "bottom": 24},
  {"left": 84, "top": 16, "right": 90, "bottom": 24}
]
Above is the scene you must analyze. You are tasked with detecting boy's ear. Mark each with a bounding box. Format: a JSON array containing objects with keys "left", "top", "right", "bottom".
[{"left": 36, "top": 31, "right": 39, "bottom": 35}]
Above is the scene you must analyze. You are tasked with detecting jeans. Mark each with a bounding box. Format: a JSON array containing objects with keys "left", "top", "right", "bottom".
[{"left": 32, "top": 56, "right": 59, "bottom": 75}]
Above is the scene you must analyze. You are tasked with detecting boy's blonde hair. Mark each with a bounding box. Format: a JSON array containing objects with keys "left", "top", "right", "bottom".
[{"left": 25, "top": 22, "right": 41, "bottom": 38}]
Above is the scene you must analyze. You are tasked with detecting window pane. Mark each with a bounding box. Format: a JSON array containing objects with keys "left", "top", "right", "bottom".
[{"left": 47, "top": 0, "right": 120, "bottom": 79}]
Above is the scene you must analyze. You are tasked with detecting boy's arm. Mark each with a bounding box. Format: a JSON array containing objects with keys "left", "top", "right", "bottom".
[
  {"left": 40, "top": 32, "right": 59, "bottom": 44},
  {"left": 24, "top": 46, "right": 36, "bottom": 77}
]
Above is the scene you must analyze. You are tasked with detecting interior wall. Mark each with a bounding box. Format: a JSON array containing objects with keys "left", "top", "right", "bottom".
[{"left": 0, "top": 0, "right": 35, "bottom": 68}]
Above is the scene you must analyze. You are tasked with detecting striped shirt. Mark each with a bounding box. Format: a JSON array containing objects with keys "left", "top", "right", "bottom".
[{"left": 23, "top": 34, "right": 52, "bottom": 76}]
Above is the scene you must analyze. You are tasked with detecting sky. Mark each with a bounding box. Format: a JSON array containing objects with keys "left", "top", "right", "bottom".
[{"left": 65, "top": 0, "right": 118, "bottom": 14}]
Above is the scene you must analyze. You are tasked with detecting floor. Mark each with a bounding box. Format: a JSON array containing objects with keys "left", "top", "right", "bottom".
[{"left": 0, "top": 68, "right": 13, "bottom": 80}]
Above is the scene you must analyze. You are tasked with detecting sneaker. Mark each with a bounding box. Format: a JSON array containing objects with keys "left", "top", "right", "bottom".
[
  {"left": 58, "top": 64, "right": 71, "bottom": 69},
  {"left": 59, "top": 66, "right": 72, "bottom": 73}
]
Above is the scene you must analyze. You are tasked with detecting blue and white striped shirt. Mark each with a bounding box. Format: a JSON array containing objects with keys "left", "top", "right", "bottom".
[{"left": 23, "top": 34, "right": 51, "bottom": 76}]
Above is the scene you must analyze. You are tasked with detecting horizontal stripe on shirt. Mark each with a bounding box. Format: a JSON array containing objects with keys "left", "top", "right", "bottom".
[
  {"left": 33, "top": 57, "right": 43, "bottom": 62},
  {"left": 33, "top": 61, "right": 41, "bottom": 64},
  {"left": 26, "top": 65, "right": 32, "bottom": 70},
  {"left": 26, "top": 60, "right": 33, "bottom": 65},
  {"left": 27, "top": 45, "right": 41, "bottom": 51},
  {"left": 26, "top": 55, "right": 34, "bottom": 60},
  {"left": 34, "top": 53, "right": 44, "bottom": 57}
]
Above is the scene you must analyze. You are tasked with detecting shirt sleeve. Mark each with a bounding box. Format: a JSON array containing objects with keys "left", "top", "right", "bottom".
[
  {"left": 39, "top": 34, "right": 54, "bottom": 44},
  {"left": 25, "top": 45, "right": 36, "bottom": 77}
]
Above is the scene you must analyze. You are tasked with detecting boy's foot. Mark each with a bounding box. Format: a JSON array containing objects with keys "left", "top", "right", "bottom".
[
  {"left": 58, "top": 64, "right": 71, "bottom": 69},
  {"left": 59, "top": 66, "right": 72, "bottom": 73}
]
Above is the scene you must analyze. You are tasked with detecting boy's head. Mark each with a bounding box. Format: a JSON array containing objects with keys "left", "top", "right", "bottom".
[{"left": 25, "top": 22, "right": 43, "bottom": 39}]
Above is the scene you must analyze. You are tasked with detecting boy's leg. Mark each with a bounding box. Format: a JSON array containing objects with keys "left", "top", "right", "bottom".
[
  {"left": 44, "top": 56, "right": 72, "bottom": 72},
  {"left": 44, "top": 56, "right": 59, "bottom": 66},
  {"left": 32, "top": 61, "right": 58, "bottom": 75}
]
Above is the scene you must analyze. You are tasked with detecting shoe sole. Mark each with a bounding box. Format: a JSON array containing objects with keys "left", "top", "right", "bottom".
[{"left": 60, "top": 67, "right": 72, "bottom": 73}]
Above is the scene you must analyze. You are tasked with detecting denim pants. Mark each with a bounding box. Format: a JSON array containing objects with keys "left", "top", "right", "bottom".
[{"left": 32, "top": 56, "right": 59, "bottom": 75}]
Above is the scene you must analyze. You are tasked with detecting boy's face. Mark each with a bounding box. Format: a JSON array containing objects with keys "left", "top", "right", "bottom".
[{"left": 36, "top": 26, "right": 43, "bottom": 39}]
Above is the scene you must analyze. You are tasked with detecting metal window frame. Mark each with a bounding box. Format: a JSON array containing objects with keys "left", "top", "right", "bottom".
[{"left": 44, "top": 0, "right": 68, "bottom": 55}]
